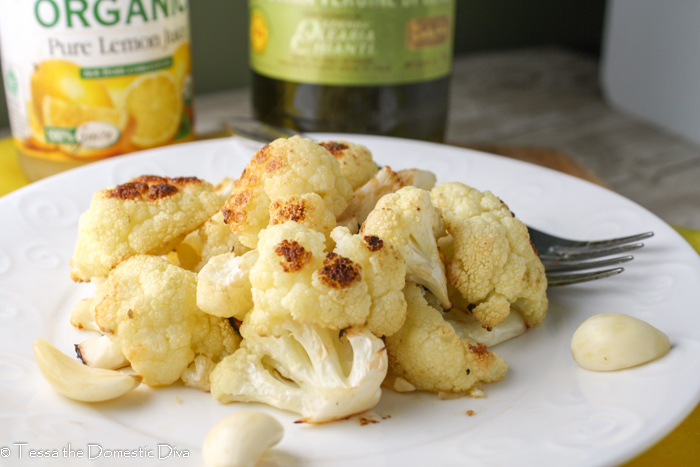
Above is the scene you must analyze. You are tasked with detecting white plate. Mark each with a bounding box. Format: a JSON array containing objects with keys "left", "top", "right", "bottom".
[{"left": 1, "top": 135, "right": 699, "bottom": 467}]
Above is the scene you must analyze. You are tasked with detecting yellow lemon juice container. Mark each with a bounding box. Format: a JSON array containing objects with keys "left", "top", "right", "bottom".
[{"left": 0, "top": 0, "right": 195, "bottom": 181}]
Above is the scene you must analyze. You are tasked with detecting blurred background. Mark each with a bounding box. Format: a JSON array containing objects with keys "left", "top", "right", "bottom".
[{"left": 0, "top": 0, "right": 607, "bottom": 129}]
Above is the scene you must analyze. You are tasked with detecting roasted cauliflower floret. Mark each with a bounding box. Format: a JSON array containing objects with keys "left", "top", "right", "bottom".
[
  {"left": 210, "top": 321, "right": 388, "bottom": 423},
  {"left": 245, "top": 222, "right": 370, "bottom": 335},
  {"left": 318, "top": 140, "right": 378, "bottom": 190},
  {"left": 177, "top": 210, "right": 250, "bottom": 272},
  {"left": 70, "top": 175, "right": 221, "bottom": 281},
  {"left": 197, "top": 250, "right": 259, "bottom": 320},
  {"left": 361, "top": 186, "right": 451, "bottom": 309},
  {"left": 173, "top": 176, "right": 244, "bottom": 272},
  {"left": 338, "top": 166, "right": 403, "bottom": 231},
  {"left": 213, "top": 177, "right": 237, "bottom": 202},
  {"left": 221, "top": 136, "right": 353, "bottom": 248},
  {"left": 385, "top": 283, "right": 507, "bottom": 394},
  {"left": 331, "top": 226, "right": 407, "bottom": 337},
  {"left": 91, "top": 255, "right": 240, "bottom": 386},
  {"left": 338, "top": 166, "right": 438, "bottom": 232},
  {"left": 431, "top": 182, "right": 548, "bottom": 328},
  {"left": 268, "top": 193, "right": 336, "bottom": 241}
]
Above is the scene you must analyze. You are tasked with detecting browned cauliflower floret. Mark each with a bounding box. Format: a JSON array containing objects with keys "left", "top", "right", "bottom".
[
  {"left": 431, "top": 182, "right": 548, "bottom": 328},
  {"left": 385, "top": 283, "right": 507, "bottom": 394},
  {"left": 91, "top": 255, "right": 240, "bottom": 387},
  {"left": 269, "top": 193, "right": 337, "bottom": 241},
  {"left": 318, "top": 140, "right": 378, "bottom": 190},
  {"left": 331, "top": 226, "right": 407, "bottom": 337},
  {"left": 221, "top": 136, "right": 353, "bottom": 249},
  {"left": 70, "top": 176, "right": 221, "bottom": 281},
  {"left": 199, "top": 220, "right": 405, "bottom": 338},
  {"left": 245, "top": 222, "right": 370, "bottom": 335}
]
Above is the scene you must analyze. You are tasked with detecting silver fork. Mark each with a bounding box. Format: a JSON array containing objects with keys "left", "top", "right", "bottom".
[{"left": 528, "top": 227, "right": 654, "bottom": 286}]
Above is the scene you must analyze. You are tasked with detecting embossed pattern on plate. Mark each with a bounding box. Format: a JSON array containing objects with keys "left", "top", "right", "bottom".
[{"left": 0, "top": 135, "right": 699, "bottom": 467}]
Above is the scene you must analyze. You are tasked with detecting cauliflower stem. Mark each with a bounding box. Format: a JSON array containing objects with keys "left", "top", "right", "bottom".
[{"left": 210, "top": 322, "right": 388, "bottom": 423}]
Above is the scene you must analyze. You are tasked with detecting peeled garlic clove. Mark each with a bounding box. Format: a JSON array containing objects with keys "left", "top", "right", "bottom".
[
  {"left": 571, "top": 313, "right": 670, "bottom": 371},
  {"left": 202, "top": 410, "right": 283, "bottom": 467},
  {"left": 33, "top": 338, "right": 141, "bottom": 402},
  {"left": 75, "top": 335, "right": 129, "bottom": 370}
]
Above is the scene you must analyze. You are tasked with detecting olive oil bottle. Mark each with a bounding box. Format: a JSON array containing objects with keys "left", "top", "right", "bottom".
[{"left": 249, "top": 0, "right": 455, "bottom": 142}]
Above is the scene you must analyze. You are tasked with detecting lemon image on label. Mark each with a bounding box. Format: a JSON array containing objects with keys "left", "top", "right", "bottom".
[
  {"left": 124, "top": 71, "right": 182, "bottom": 148},
  {"left": 102, "top": 74, "right": 138, "bottom": 112},
  {"left": 43, "top": 96, "right": 126, "bottom": 130},
  {"left": 251, "top": 9, "right": 269, "bottom": 53},
  {"left": 31, "top": 60, "right": 114, "bottom": 124},
  {"left": 30, "top": 60, "right": 130, "bottom": 159}
]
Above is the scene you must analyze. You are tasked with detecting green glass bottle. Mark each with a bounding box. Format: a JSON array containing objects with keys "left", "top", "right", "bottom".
[{"left": 248, "top": 0, "right": 455, "bottom": 142}]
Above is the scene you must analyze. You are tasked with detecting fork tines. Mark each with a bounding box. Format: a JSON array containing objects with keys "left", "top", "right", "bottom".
[
  {"left": 546, "top": 268, "right": 626, "bottom": 286},
  {"left": 542, "top": 255, "right": 635, "bottom": 273},
  {"left": 544, "top": 232, "right": 654, "bottom": 250},
  {"left": 535, "top": 231, "right": 654, "bottom": 286}
]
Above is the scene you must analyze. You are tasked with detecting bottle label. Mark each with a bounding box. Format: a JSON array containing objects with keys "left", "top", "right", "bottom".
[
  {"left": 249, "top": 0, "right": 455, "bottom": 86},
  {"left": 0, "top": 0, "right": 194, "bottom": 163}
]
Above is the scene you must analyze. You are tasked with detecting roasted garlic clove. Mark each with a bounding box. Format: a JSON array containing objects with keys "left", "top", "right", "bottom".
[
  {"left": 202, "top": 410, "right": 283, "bottom": 467},
  {"left": 33, "top": 338, "right": 141, "bottom": 402},
  {"left": 571, "top": 313, "right": 671, "bottom": 371},
  {"left": 75, "top": 335, "right": 129, "bottom": 370}
]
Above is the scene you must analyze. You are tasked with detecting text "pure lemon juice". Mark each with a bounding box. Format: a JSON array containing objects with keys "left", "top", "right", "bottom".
[{"left": 0, "top": 0, "right": 195, "bottom": 180}]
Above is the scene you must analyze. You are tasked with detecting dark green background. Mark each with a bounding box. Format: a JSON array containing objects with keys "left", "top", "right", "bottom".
[{"left": 0, "top": 0, "right": 607, "bottom": 129}]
